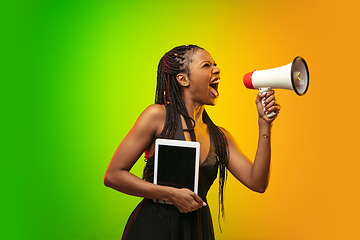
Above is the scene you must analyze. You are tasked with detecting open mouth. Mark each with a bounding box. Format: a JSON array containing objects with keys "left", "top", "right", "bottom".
[{"left": 209, "top": 78, "right": 220, "bottom": 97}]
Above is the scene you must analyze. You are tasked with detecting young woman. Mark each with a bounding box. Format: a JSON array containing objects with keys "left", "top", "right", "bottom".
[{"left": 104, "top": 44, "right": 280, "bottom": 240}]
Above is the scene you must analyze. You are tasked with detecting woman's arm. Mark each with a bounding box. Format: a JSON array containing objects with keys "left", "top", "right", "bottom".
[
  {"left": 104, "top": 104, "right": 205, "bottom": 212},
  {"left": 225, "top": 90, "right": 279, "bottom": 193}
]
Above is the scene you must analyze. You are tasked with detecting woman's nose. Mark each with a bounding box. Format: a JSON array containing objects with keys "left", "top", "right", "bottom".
[{"left": 213, "top": 65, "right": 220, "bottom": 74}]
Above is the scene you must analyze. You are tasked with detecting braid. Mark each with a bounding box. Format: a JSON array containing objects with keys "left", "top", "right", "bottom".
[
  {"left": 145, "top": 44, "right": 228, "bottom": 225},
  {"left": 203, "top": 109, "right": 228, "bottom": 229},
  {"left": 155, "top": 45, "right": 200, "bottom": 140}
]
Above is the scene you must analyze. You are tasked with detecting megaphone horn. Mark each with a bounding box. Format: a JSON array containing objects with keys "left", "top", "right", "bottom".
[{"left": 243, "top": 56, "right": 309, "bottom": 118}]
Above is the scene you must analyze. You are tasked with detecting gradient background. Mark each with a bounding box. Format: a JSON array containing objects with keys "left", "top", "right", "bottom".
[{"left": 1, "top": 0, "right": 359, "bottom": 239}]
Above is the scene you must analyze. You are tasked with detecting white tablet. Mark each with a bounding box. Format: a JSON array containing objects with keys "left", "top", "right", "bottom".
[{"left": 154, "top": 139, "right": 200, "bottom": 198}]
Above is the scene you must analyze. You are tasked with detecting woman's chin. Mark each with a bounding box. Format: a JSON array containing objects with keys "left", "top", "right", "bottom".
[{"left": 207, "top": 97, "right": 218, "bottom": 106}]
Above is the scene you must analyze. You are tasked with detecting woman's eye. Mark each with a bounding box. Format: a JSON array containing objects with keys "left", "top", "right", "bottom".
[{"left": 204, "top": 63, "right": 210, "bottom": 67}]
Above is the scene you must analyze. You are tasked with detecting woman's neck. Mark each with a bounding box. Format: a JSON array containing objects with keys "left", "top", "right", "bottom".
[{"left": 185, "top": 102, "right": 205, "bottom": 124}]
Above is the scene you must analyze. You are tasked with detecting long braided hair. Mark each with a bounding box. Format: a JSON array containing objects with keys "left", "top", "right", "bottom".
[{"left": 144, "top": 44, "right": 228, "bottom": 219}]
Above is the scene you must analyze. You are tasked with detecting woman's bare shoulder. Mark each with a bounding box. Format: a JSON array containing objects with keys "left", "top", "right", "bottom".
[
  {"left": 132, "top": 104, "right": 166, "bottom": 148},
  {"left": 140, "top": 104, "right": 166, "bottom": 121},
  {"left": 217, "top": 126, "right": 237, "bottom": 144},
  {"left": 218, "top": 126, "right": 231, "bottom": 137},
  {"left": 134, "top": 104, "right": 166, "bottom": 134}
]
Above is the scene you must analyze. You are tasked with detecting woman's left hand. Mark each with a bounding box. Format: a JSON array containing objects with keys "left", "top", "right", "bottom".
[{"left": 256, "top": 90, "right": 280, "bottom": 124}]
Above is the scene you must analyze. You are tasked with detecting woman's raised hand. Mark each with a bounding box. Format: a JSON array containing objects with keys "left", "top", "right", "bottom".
[{"left": 256, "top": 90, "right": 280, "bottom": 123}]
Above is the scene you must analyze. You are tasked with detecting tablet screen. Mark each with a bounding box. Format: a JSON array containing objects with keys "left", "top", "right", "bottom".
[{"left": 154, "top": 139, "right": 200, "bottom": 194}]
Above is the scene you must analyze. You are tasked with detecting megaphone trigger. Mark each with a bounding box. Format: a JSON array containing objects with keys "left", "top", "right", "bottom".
[{"left": 259, "top": 87, "right": 277, "bottom": 118}]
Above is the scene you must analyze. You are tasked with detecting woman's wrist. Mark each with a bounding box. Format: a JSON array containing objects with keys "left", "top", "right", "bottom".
[
  {"left": 258, "top": 117, "right": 272, "bottom": 127},
  {"left": 258, "top": 117, "right": 272, "bottom": 138}
]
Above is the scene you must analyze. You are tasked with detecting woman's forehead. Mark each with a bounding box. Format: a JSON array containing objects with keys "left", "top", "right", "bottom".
[{"left": 192, "top": 49, "right": 213, "bottom": 63}]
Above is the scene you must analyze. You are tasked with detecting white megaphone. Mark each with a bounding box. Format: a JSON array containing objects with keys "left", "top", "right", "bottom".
[{"left": 243, "top": 56, "right": 309, "bottom": 118}]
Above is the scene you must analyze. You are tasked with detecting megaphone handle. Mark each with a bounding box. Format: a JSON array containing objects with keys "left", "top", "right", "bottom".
[{"left": 259, "top": 87, "right": 276, "bottom": 118}]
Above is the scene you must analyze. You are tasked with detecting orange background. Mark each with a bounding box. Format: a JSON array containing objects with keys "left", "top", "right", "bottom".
[{"left": 206, "top": 1, "right": 360, "bottom": 239}]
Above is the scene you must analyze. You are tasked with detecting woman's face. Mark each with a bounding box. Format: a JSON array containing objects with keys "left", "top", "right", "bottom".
[{"left": 186, "top": 49, "right": 221, "bottom": 106}]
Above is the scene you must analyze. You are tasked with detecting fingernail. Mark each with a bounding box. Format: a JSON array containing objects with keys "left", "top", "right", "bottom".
[
  {"left": 262, "top": 104, "right": 265, "bottom": 107},
  {"left": 262, "top": 97, "right": 266, "bottom": 101},
  {"left": 203, "top": 202, "right": 207, "bottom": 207},
  {"left": 263, "top": 108, "right": 266, "bottom": 112}
]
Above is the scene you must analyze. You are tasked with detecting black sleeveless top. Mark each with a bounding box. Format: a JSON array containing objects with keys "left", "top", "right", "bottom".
[{"left": 121, "top": 115, "right": 219, "bottom": 240}]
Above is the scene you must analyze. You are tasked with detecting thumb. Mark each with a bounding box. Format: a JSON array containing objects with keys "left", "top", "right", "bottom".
[{"left": 192, "top": 193, "right": 206, "bottom": 207}]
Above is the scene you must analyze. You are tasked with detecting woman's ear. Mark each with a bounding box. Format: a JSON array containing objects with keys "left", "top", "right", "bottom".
[{"left": 176, "top": 73, "right": 190, "bottom": 87}]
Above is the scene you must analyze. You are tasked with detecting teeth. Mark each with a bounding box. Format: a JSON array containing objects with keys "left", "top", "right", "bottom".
[{"left": 210, "top": 79, "right": 220, "bottom": 84}]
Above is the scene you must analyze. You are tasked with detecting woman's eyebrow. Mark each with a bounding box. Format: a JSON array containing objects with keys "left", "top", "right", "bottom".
[{"left": 200, "top": 60, "right": 212, "bottom": 65}]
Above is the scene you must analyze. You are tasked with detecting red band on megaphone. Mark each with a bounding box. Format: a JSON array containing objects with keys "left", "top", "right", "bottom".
[{"left": 243, "top": 70, "right": 255, "bottom": 89}]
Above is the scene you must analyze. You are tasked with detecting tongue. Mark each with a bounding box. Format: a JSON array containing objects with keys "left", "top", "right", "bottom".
[{"left": 210, "top": 87, "right": 219, "bottom": 97}]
